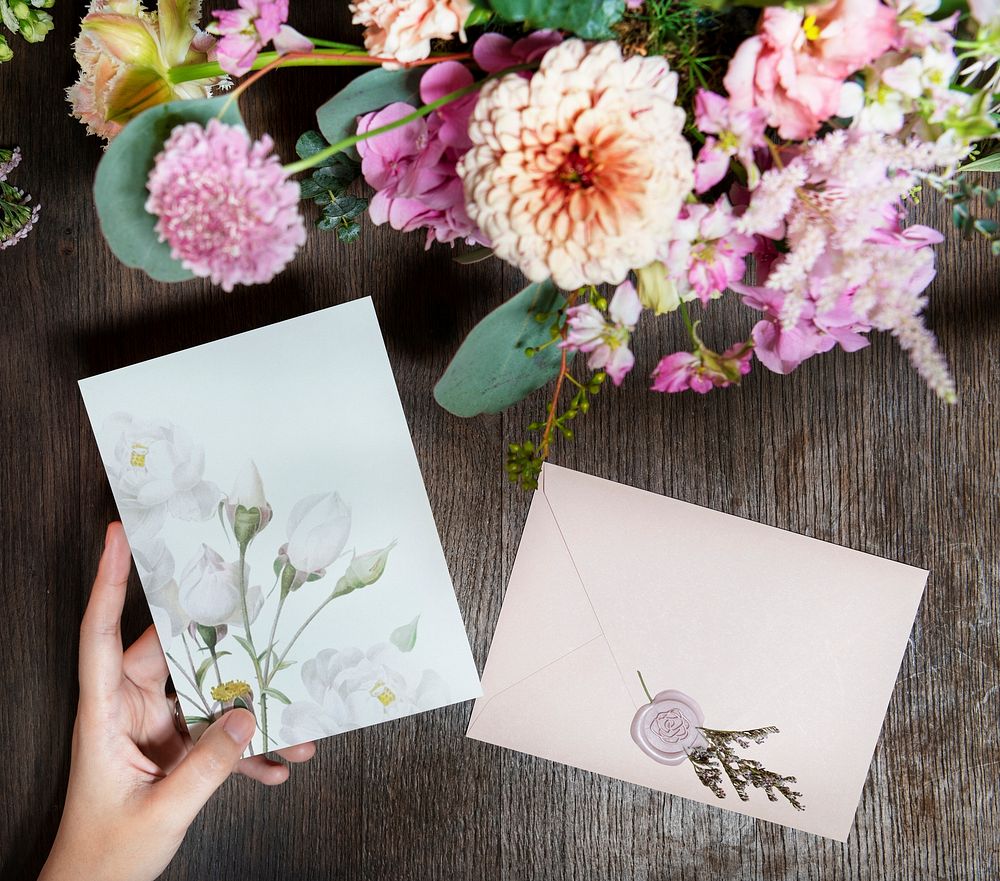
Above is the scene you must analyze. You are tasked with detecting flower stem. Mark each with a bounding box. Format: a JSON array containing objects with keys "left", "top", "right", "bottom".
[
  {"left": 282, "top": 63, "right": 535, "bottom": 175},
  {"left": 267, "top": 592, "right": 337, "bottom": 685},
  {"left": 261, "top": 591, "right": 287, "bottom": 683},
  {"left": 169, "top": 48, "right": 475, "bottom": 85},
  {"left": 237, "top": 541, "right": 269, "bottom": 750},
  {"left": 637, "top": 670, "right": 654, "bottom": 704}
]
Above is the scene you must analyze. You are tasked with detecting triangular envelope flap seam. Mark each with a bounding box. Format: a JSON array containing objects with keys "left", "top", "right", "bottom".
[{"left": 469, "top": 490, "right": 602, "bottom": 727}]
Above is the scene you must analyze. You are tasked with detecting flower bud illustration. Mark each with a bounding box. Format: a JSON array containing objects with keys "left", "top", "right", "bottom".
[
  {"left": 278, "top": 492, "right": 351, "bottom": 590},
  {"left": 333, "top": 541, "right": 397, "bottom": 598},
  {"left": 224, "top": 459, "right": 273, "bottom": 545}
]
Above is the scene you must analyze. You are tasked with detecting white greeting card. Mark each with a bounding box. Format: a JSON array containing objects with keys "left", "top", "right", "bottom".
[{"left": 80, "top": 298, "right": 481, "bottom": 754}]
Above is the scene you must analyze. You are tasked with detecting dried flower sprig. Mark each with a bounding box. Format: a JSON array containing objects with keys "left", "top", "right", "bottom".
[
  {"left": 0, "top": 146, "right": 39, "bottom": 250},
  {"left": 689, "top": 727, "right": 805, "bottom": 810}
]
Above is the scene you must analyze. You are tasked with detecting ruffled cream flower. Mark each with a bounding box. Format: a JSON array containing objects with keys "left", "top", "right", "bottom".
[
  {"left": 458, "top": 39, "right": 694, "bottom": 291},
  {"left": 349, "top": 0, "right": 473, "bottom": 65}
]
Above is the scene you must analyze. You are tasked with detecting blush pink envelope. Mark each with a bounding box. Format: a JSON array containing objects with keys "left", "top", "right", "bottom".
[{"left": 467, "top": 464, "right": 927, "bottom": 840}]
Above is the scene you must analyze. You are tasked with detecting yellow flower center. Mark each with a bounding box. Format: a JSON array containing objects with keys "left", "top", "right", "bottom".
[
  {"left": 802, "top": 15, "right": 821, "bottom": 41},
  {"left": 212, "top": 680, "right": 252, "bottom": 702},
  {"left": 129, "top": 443, "right": 149, "bottom": 468},
  {"left": 369, "top": 679, "right": 397, "bottom": 707}
]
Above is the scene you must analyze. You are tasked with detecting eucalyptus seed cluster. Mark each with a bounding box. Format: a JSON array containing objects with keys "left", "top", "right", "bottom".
[{"left": 687, "top": 726, "right": 805, "bottom": 811}]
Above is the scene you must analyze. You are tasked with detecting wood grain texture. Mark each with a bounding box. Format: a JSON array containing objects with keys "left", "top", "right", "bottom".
[{"left": 1, "top": 3, "right": 997, "bottom": 879}]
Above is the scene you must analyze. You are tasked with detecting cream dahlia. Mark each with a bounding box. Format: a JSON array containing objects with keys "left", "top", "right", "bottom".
[{"left": 458, "top": 39, "right": 694, "bottom": 291}]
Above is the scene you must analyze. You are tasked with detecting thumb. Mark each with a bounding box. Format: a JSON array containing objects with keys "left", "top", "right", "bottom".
[{"left": 153, "top": 709, "right": 256, "bottom": 829}]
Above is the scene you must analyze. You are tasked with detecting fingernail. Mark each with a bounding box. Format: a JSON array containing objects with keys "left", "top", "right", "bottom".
[{"left": 223, "top": 710, "right": 255, "bottom": 743}]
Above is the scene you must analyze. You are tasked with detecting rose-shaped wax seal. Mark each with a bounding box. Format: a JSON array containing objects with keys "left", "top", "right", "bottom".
[{"left": 630, "top": 689, "right": 708, "bottom": 765}]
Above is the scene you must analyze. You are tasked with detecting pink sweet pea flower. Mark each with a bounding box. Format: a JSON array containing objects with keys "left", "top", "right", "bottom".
[
  {"left": 651, "top": 343, "right": 753, "bottom": 394},
  {"left": 472, "top": 29, "right": 563, "bottom": 74},
  {"left": 561, "top": 281, "right": 643, "bottom": 386},
  {"left": 693, "top": 90, "right": 767, "bottom": 192},
  {"left": 210, "top": 0, "right": 302, "bottom": 76},
  {"left": 734, "top": 273, "right": 871, "bottom": 375},
  {"left": 662, "top": 198, "right": 755, "bottom": 304},
  {"left": 724, "top": 0, "right": 899, "bottom": 139},
  {"left": 356, "top": 76, "right": 485, "bottom": 248}
]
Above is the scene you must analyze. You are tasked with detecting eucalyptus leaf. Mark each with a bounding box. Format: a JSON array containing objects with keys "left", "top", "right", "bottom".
[
  {"left": 390, "top": 616, "right": 420, "bottom": 653},
  {"left": 434, "top": 280, "right": 569, "bottom": 417},
  {"left": 959, "top": 152, "right": 1000, "bottom": 173},
  {"left": 316, "top": 67, "right": 423, "bottom": 155},
  {"left": 487, "top": 0, "right": 624, "bottom": 38},
  {"left": 93, "top": 97, "right": 244, "bottom": 282}
]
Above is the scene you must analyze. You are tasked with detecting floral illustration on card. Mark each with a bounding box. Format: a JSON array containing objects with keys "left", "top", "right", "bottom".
[
  {"left": 631, "top": 672, "right": 804, "bottom": 811},
  {"left": 103, "top": 413, "right": 439, "bottom": 752}
]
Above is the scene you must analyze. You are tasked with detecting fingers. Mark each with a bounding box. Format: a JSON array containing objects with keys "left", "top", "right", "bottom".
[
  {"left": 123, "top": 625, "right": 170, "bottom": 690},
  {"left": 151, "top": 709, "right": 255, "bottom": 830},
  {"left": 237, "top": 756, "right": 290, "bottom": 785},
  {"left": 78, "top": 523, "right": 132, "bottom": 702},
  {"left": 236, "top": 741, "right": 316, "bottom": 786}
]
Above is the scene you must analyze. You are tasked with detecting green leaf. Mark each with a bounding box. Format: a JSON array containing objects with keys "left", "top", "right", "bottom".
[
  {"left": 390, "top": 615, "right": 420, "bottom": 653},
  {"left": 184, "top": 714, "right": 212, "bottom": 726},
  {"left": 232, "top": 634, "right": 258, "bottom": 664},
  {"left": 263, "top": 687, "right": 292, "bottom": 704},
  {"left": 487, "top": 0, "right": 624, "bottom": 38},
  {"left": 276, "top": 659, "right": 297, "bottom": 672},
  {"left": 959, "top": 152, "right": 1000, "bottom": 173},
  {"left": 194, "top": 656, "right": 215, "bottom": 691},
  {"left": 434, "top": 280, "right": 569, "bottom": 417},
  {"left": 316, "top": 67, "right": 423, "bottom": 156},
  {"left": 93, "top": 96, "right": 244, "bottom": 283}
]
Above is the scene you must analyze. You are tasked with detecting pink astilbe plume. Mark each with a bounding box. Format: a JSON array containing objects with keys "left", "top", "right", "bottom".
[{"left": 145, "top": 119, "right": 306, "bottom": 292}]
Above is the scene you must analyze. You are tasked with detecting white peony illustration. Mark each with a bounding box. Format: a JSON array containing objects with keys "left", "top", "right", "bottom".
[
  {"left": 133, "top": 539, "right": 186, "bottom": 638},
  {"left": 279, "top": 644, "right": 448, "bottom": 743},
  {"left": 103, "top": 413, "right": 221, "bottom": 541}
]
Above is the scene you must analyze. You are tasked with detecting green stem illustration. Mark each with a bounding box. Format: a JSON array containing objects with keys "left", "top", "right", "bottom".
[
  {"left": 237, "top": 541, "right": 269, "bottom": 750},
  {"left": 262, "top": 592, "right": 287, "bottom": 684},
  {"left": 267, "top": 592, "right": 338, "bottom": 685}
]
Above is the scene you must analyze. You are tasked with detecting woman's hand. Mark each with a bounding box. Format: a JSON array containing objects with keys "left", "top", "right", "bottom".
[{"left": 39, "top": 523, "right": 316, "bottom": 881}]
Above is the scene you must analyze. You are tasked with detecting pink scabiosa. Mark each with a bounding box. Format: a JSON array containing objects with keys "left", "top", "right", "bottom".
[
  {"left": 458, "top": 39, "right": 694, "bottom": 291},
  {"left": 350, "top": 0, "right": 473, "bottom": 66},
  {"left": 145, "top": 119, "right": 306, "bottom": 291},
  {"left": 560, "top": 281, "right": 642, "bottom": 386},
  {"left": 651, "top": 342, "right": 753, "bottom": 394}
]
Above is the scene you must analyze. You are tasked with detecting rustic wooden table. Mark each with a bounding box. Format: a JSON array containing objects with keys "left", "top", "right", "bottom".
[{"left": 1, "top": 4, "right": 998, "bottom": 880}]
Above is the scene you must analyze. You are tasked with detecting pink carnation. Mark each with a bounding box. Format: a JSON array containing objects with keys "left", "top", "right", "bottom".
[
  {"left": 725, "top": 0, "right": 898, "bottom": 139},
  {"left": 356, "top": 61, "right": 485, "bottom": 247},
  {"left": 145, "top": 119, "right": 306, "bottom": 292}
]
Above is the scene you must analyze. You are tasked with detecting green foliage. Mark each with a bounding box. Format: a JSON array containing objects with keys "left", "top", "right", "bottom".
[
  {"left": 506, "top": 371, "right": 606, "bottom": 490},
  {"left": 959, "top": 151, "right": 1000, "bottom": 173},
  {"left": 315, "top": 67, "right": 423, "bottom": 154},
  {"left": 390, "top": 616, "right": 420, "bottom": 653},
  {"left": 946, "top": 174, "right": 1000, "bottom": 256},
  {"left": 487, "top": 0, "right": 624, "bottom": 39},
  {"left": 295, "top": 130, "right": 367, "bottom": 243},
  {"left": 93, "top": 97, "right": 244, "bottom": 282},
  {"left": 434, "top": 280, "right": 569, "bottom": 418}
]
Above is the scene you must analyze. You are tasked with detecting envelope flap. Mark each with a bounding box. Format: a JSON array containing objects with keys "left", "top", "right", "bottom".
[{"left": 469, "top": 488, "right": 603, "bottom": 725}]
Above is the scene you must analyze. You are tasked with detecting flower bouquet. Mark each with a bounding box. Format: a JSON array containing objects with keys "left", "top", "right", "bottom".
[{"left": 74, "top": 0, "right": 1000, "bottom": 488}]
